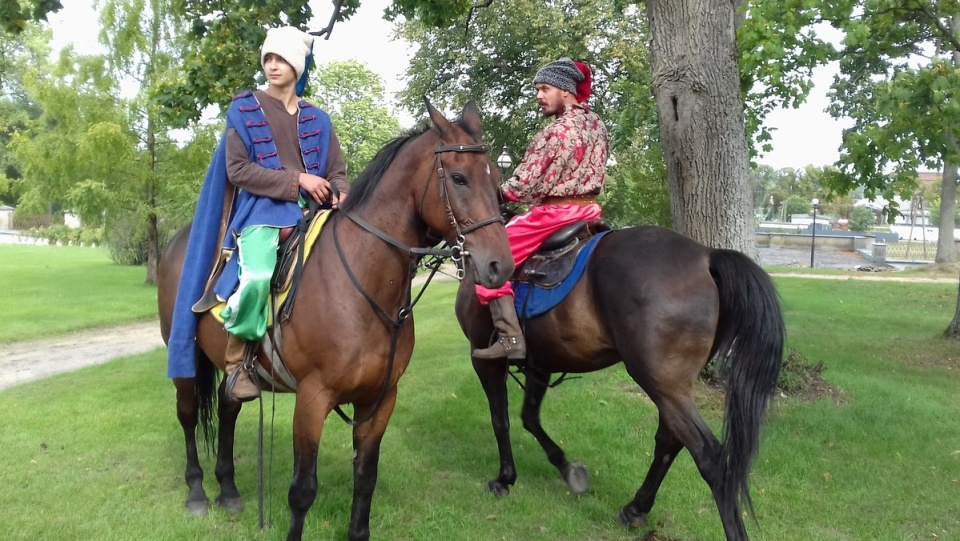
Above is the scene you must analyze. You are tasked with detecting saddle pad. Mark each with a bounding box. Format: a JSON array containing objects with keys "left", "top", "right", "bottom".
[
  {"left": 209, "top": 209, "right": 331, "bottom": 325},
  {"left": 513, "top": 231, "right": 609, "bottom": 318}
]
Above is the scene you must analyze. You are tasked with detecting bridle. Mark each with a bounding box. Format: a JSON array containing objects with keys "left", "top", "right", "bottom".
[
  {"left": 341, "top": 142, "right": 506, "bottom": 280},
  {"left": 328, "top": 141, "right": 505, "bottom": 426},
  {"left": 427, "top": 143, "right": 506, "bottom": 277}
]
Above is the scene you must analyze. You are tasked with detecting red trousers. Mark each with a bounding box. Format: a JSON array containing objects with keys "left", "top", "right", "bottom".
[{"left": 475, "top": 203, "right": 602, "bottom": 304}]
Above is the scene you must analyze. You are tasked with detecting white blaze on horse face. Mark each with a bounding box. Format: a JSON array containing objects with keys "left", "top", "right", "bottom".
[{"left": 485, "top": 164, "right": 491, "bottom": 178}]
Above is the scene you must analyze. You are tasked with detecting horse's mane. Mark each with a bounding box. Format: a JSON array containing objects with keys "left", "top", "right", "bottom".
[
  {"left": 339, "top": 122, "right": 432, "bottom": 213},
  {"left": 339, "top": 113, "right": 482, "bottom": 212}
]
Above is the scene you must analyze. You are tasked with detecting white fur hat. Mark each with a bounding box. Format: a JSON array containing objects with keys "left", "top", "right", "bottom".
[{"left": 260, "top": 26, "right": 314, "bottom": 82}]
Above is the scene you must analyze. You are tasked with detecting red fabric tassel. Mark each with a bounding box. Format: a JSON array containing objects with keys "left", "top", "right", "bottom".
[{"left": 574, "top": 61, "right": 592, "bottom": 103}]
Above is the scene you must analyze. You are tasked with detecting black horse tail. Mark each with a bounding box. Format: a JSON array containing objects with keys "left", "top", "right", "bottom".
[
  {"left": 709, "top": 249, "right": 785, "bottom": 519},
  {"left": 195, "top": 349, "right": 219, "bottom": 452}
]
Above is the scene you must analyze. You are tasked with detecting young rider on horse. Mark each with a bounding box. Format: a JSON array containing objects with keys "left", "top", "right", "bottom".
[
  {"left": 473, "top": 58, "right": 610, "bottom": 361},
  {"left": 167, "top": 27, "right": 349, "bottom": 402}
]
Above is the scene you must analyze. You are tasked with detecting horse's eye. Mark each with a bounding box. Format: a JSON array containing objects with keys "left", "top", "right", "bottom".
[{"left": 451, "top": 173, "right": 468, "bottom": 186}]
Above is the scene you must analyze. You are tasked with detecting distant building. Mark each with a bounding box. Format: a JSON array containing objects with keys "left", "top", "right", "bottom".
[{"left": 0, "top": 205, "right": 13, "bottom": 230}]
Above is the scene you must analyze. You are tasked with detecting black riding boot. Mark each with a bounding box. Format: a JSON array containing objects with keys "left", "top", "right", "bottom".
[{"left": 473, "top": 296, "right": 526, "bottom": 361}]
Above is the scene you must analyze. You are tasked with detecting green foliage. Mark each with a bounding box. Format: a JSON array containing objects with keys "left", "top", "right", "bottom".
[
  {"left": 385, "top": 0, "right": 472, "bottom": 28},
  {"left": 153, "top": 1, "right": 314, "bottom": 126},
  {"left": 848, "top": 205, "right": 877, "bottom": 231},
  {"left": 306, "top": 60, "right": 401, "bottom": 178},
  {"left": 737, "top": 0, "right": 840, "bottom": 159},
  {"left": 824, "top": 1, "right": 960, "bottom": 225},
  {"left": 0, "top": 24, "right": 48, "bottom": 205},
  {"left": 599, "top": 143, "right": 671, "bottom": 228},
  {"left": 785, "top": 194, "right": 812, "bottom": 217},
  {"left": 0, "top": 0, "right": 61, "bottom": 33},
  {"left": 105, "top": 209, "right": 150, "bottom": 265},
  {"left": 398, "top": 0, "right": 672, "bottom": 225},
  {"left": 23, "top": 224, "right": 105, "bottom": 246},
  {"left": 10, "top": 44, "right": 135, "bottom": 220}
]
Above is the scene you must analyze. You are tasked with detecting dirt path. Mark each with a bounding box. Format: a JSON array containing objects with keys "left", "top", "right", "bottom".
[
  {"left": 0, "top": 257, "right": 953, "bottom": 392},
  {"left": 0, "top": 320, "right": 164, "bottom": 391},
  {"left": 0, "top": 265, "right": 460, "bottom": 391}
]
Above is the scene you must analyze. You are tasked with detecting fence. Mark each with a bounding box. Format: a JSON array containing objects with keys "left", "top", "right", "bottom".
[
  {"left": 884, "top": 241, "right": 938, "bottom": 260},
  {"left": 12, "top": 214, "right": 59, "bottom": 230}
]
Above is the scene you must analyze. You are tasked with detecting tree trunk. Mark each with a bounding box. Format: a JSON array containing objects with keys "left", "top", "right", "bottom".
[
  {"left": 143, "top": 12, "right": 161, "bottom": 286},
  {"left": 144, "top": 112, "right": 159, "bottom": 285},
  {"left": 936, "top": 157, "right": 957, "bottom": 264},
  {"left": 945, "top": 270, "right": 960, "bottom": 338},
  {"left": 646, "top": 0, "right": 757, "bottom": 259}
]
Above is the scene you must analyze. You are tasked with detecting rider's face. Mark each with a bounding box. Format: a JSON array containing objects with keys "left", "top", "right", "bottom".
[
  {"left": 263, "top": 53, "right": 297, "bottom": 88},
  {"left": 536, "top": 84, "right": 569, "bottom": 117}
]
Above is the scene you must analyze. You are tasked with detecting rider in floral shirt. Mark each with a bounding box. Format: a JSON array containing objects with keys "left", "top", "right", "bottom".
[
  {"left": 501, "top": 103, "right": 607, "bottom": 205},
  {"left": 474, "top": 58, "right": 610, "bottom": 361}
]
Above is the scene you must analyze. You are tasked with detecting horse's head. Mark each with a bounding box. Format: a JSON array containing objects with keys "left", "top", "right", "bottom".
[{"left": 417, "top": 98, "right": 514, "bottom": 289}]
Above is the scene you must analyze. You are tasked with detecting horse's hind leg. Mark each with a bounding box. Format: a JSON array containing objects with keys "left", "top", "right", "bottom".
[
  {"left": 175, "top": 377, "right": 209, "bottom": 516},
  {"left": 521, "top": 368, "right": 588, "bottom": 494},
  {"left": 620, "top": 393, "right": 748, "bottom": 541},
  {"left": 616, "top": 411, "right": 684, "bottom": 528},
  {"left": 213, "top": 381, "right": 244, "bottom": 514},
  {"left": 348, "top": 388, "right": 398, "bottom": 541}
]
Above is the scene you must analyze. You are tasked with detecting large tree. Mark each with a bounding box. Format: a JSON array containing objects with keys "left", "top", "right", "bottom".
[
  {"left": 10, "top": 43, "right": 136, "bottom": 226},
  {"left": 0, "top": 23, "right": 47, "bottom": 205},
  {"left": 826, "top": 0, "right": 960, "bottom": 264},
  {"left": 97, "top": 0, "right": 194, "bottom": 283}
]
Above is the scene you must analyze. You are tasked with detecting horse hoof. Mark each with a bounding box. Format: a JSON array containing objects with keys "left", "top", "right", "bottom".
[
  {"left": 563, "top": 461, "right": 589, "bottom": 494},
  {"left": 615, "top": 506, "right": 647, "bottom": 529},
  {"left": 486, "top": 480, "right": 510, "bottom": 497},
  {"left": 185, "top": 499, "right": 209, "bottom": 517},
  {"left": 216, "top": 496, "right": 244, "bottom": 514}
]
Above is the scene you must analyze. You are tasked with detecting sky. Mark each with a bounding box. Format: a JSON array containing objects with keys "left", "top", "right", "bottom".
[{"left": 45, "top": 0, "right": 845, "bottom": 170}]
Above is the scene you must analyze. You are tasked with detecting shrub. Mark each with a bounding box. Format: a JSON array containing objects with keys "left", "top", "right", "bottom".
[{"left": 848, "top": 206, "right": 877, "bottom": 231}]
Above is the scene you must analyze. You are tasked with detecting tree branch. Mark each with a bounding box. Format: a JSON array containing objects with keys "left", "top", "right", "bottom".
[
  {"left": 311, "top": 0, "right": 345, "bottom": 40},
  {"left": 465, "top": 0, "right": 494, "bottom": 37}
]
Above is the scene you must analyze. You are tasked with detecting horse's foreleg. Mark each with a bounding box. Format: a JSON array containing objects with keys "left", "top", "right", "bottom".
[
  {"left": 348, "top": 388, "right": 398, "bottom": 541},
  {"left": 175, "top": 378, "right": 209, "bottom": 516},
  {"left": 213, "top": 380, "right": 244, "bottom": 514},
  {"left": 616, "top": 411, "right": 684, "bottom": 529},
  {"left": 520, "top": 368, "right": 588, "bottom": 494},
  {"left": 286, "top": 389, "right": 331, "bottom": 541},
  {"left": 473, "top": 360, "right": 516, "bottom": 496}
]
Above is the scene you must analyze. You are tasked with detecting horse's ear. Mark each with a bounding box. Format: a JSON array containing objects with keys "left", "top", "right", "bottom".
[
  {"left": 423, "top": 96, "right": 452, "bottom": 138},
  {"left": 460, "top": 100, "right": 483, "bottom": 139}
]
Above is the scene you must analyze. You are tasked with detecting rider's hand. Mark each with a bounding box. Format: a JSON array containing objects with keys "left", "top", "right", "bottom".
[{"left": 298, "top": 172, "right": 340, "bottom": 207}]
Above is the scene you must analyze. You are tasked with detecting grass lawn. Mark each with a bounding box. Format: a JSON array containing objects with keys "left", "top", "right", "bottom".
[
  {"left": 1, "top": 274, "right": 959, "bottom": 540},
  {"left": 0, "top": 245, "right": 158, "bottom": 343}
]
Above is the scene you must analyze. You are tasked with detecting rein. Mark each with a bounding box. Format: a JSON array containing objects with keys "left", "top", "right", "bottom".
[{"left": 328, "top": 142, "right": 502, "bottom": 426}]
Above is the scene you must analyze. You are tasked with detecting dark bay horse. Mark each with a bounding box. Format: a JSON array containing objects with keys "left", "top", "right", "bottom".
[
  {"left": 455, "top": 225, "right": 784, "bottom": 541},
  {"left": 158, "top": 100, "right": 513, "bottom": 541}
]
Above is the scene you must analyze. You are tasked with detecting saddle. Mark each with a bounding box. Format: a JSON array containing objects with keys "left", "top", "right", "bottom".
[
  {"left": 515, "top": 219, "right": 611, "bottom": 288},
  {"left": 512, "top": 220, "right": 612, "bottom": 319},
  {"left": 191, "top": 209, "right": 332, "bottom": 392}
]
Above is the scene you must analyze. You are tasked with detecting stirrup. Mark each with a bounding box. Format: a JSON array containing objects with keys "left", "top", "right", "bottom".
[{"left": 225, "top": 367, "right": 260, "bottom": 402}]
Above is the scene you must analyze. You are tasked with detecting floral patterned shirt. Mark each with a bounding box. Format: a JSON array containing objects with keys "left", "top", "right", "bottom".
[{"left": 502, "top": 104, "right": 609, "bottom": 205}]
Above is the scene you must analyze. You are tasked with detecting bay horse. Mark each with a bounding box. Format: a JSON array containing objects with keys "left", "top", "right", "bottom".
[
  {"left": 455, "top": 225, "right": 785, "bottom": 541},
  {"left": 157, "top": 99, "right": 513, "bottom": 541}
]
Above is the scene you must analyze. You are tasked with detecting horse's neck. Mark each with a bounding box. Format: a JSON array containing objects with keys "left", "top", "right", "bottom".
[{"left": 341, "top": 197, "right": 424, "bottom": 278}]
